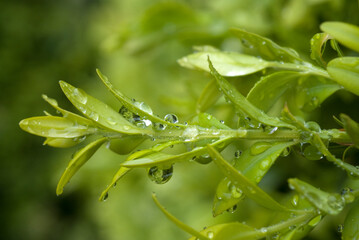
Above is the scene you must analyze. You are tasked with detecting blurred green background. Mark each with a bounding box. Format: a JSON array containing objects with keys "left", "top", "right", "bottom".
[{"left": 2, "top": 0, "right": 359, "bottom": 239}]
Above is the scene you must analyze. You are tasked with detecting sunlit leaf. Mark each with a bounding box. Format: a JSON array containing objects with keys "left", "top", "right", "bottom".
[
  {"left": 207, "top": 145, "right": 289, "bottom": 212},
  {"left": 342, "top": 201, "right": 359, "bottom": 240},
  {"left": 231, "top": 28, "right": 302, "bottom": 63},
  {"left": 196, "top": 79, "right": 222, "bottom": 113},
  {"left": 340, "top": 114, "right": 359, "bottom": 148},
  {"left": 152, "top": 193, "right": 210, "bottom": 240},
  {"left": 208, "top": 58, "right": 294, "bottom": 128},
  {"left": 57, "top": 137, "right": 107, "bottom": 195},
  {"left": 288, "top": 178, "right": 345, "bottom": 215},
  {"left": 96, "top": 69, "right": 185, "bottom": 128},
  {"left": 327, "top": 57, "right": 359, "bottom": 96},
  {"left": 247, "top": 71, "right": 301, "bottom": 112},
  {"left": 59, "top": 81, "right": 149, "bottom": 134},
  {"left": 191, "top": 113, "right": 231, "bottom": 130},
  {"left": 19, "top": 116, "right": 97, "bottom": 138},
  {"left": 320, "top": 22, "right": 359, "bottom": 53}
]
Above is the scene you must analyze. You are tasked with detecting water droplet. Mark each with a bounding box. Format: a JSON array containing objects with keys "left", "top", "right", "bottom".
[
  {"left": 194, "top": 155, "right": 212, "bottom": 164},
  {"left": 106, "top": 117, "right": 117, "bottom": 125},
  {"left": 226, "top": 205, "right": 237, "bottom": 213},
  {"left": 147, "top": 165, "right": 173, "bottom": 184},
  {"left": 73, "top": 88, "right": 88, "bottom": 104},
  {"left": 303, "top": 145, "right": 323, "bottom": 160},
  {"left": 250, "top": 142, "right": 271, "bottom": 155},
  {"left": 262, "top": 41, "right": 266, "bottom": 45},
  {"left": 281, "top": 147, "right": 291, "bottom": 157},
  {"left": 259, "top": 159, "right": 271, "bottom": 170},
  {"left": 259, "top": 227, "right": 268, "bottom": 233},
  {"left": 153, "top": 122, "right": 166, "bottom": 131},
  {"left": 327, "top": 194, "right": 345, "bottom": 212},
  {"left": 134, "top": 101, "right": 153, "bottom": 115},
  {"left": 89, "top": 112, "right": 99, "bottom": 121},
  {"left": 291, "top": 194, "right": 299, "bottom": 207},
  {"left": 337, "top": 224, "right": 344, "bottom": 233},
  {"left": 308, "top": 215, "right": 322, "bottom": 227},
  {"left": 341, "top": 187, "right": 355, "bottom": 203},
  {"left": 103, "top": 193, "right": 109, "bottom": 201},
  {"left": 207, "top": 231, "right": 214, "bottom": 239},
  {"left": 268, "top": 126, "right": 278, "bottom": 134},
  {"left": 220, "top": 120, "right": 225, "bottom": 124},
  {"left": 230, "top": 183, "right": 242, "bottom": 198},
  {"left": 289, "top": 225, "right": 296, "bottom": 230},
  {"left": 183, "top": 126, "right": 199, "bottom": 141},
  {"left": 234, "top": 150, "right": 241, "bottom": 158},
  {"left": 164, "top": 114, "right": 178, "bottom": 123}
]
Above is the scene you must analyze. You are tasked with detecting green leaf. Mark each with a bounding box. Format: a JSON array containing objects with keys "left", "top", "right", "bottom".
[
  {"left": 191, "top": 113, "right": 231, "bottom": 130},
  {"left": 230, "top": 28, "right": 302, "bottom": 63},
  {"left": 247, "top": 71, "right": 301, "bottom": 112},
  {"left": 327, "top": 57, "right": 359, "bottom": 96},
  {"left": 207, "top": 145, "right": 289, "bottom": 212},
  {"left": 320, "top": 22, "right": 359, "bottom": 53},
  {"left": 59, "top": 81, "right": 149, "bottom": 134},
  {"left": 19, "top": 116, "right": 97, "bottom": 138},
  {"left": 42, "top": 94, "right": 95, "bottom": 126},
  {"left": 196, "top": 79, "right": 222, "bottom": 113},
  {"left": 213, "top": 141, "right": 295, "bottom": 216},
  {"left": 122, "top": 137, "right": 232, "bottom": 168},
  {"left": 57, "top": 137, "right": 107, "bottom": 195},
  {"left": 288, "top": 178, "right": 345, "bottom": 215},
  {"left": 152, "top": 193, "right": 210, "bottom": 240},
  {"left": 96, "top": 69, "right": 185, "bottom": 128},
  {"left": 178, "top": 51, "right": 270, "bottom": 76},
  {"left": 208, "top": 58, "right": 294, "bottom": 128},
  {"left": 342, "top": 201, "right": 359, "bottom": 240},
  {"left": 310, "top": 33, "right": 331, "bottom": 67},
  {"left": 43, "top": 137, "right": 85, "bottom": 148},
  {"left": 340, "top": 114, "right": 359, "bottom": 148}
]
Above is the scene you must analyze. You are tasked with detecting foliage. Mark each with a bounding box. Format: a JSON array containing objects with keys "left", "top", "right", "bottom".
[{"left": 19, "top": 19, "right": 359, "bottom": 239}]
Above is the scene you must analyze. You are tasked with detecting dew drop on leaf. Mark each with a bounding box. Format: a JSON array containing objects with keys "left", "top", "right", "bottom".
[
  {"left": 338, "top": 224, "right": 344, "bottom": 233},
  {"left": 153, "top": 122, "right": 166, "bottom": 131},
  {"left": 303, "top": 145, "right": 323, "bottom": 160},
  {"left": 147, "top": 165, "right": 173, "bottom": 184},
  {"left": 207, "top": 231, "right": 214, "bottom": 239},
  {"left": 308, "top": 215, "right": 322, "bottom": 227},
  {"left": 291, "top": 194, "right": 299, "bottom": 207},
  {"left": 226, "top": 204, "right": 238, "bottom": 213},
  {"left": 250, "top": 142, "right": 271, "bottom": 155},
  {"left": 341, "top": 187, "right": 355, "bottom": 203},
  {"left": 134, "top": 101, "right": 153, "bottom": 115},
  {"left": 73, "top": 88, "right": 88, "bottom": 104},
  {"left": 281, "top": 147, "right": 291, "bottom": 157},
  {"left": 234, "top": 150, "right": 242, "bottom": 158},
  {"left": 164, "top": 114, "right": 178, "bottom": 123}
]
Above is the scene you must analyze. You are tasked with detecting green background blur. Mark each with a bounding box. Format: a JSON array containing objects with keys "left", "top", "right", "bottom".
[{"left": 2, "top": 0, "right": 359, "bottom": 239}]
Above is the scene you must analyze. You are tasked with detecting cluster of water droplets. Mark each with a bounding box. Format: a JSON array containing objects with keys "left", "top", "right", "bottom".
[
  {"left": 119, "top": 104, "right": 152, "bottom": 128},
  {"left": 147, "top": 165, "right": 173, "bottom": 184}
]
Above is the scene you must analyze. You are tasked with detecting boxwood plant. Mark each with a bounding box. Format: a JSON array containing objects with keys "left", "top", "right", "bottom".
[{"left": 20, "top": 21, "right": 359, "bottom": 239}]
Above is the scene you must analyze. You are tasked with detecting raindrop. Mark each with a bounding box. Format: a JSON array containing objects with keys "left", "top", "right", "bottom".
[
  {"left": 147, "top": 165, "right": 173, "bottom": 184},
  {"left": 103, "top": 193, "right": 109, "bottom": 201},
  {"left": 327, "top": 194, "right": 345, "bottom": 212},
  {"left": 234, "top": 150, "right": 242, "bottom": 158},
  {"left": 89, "top": 112, "right": 99, "bottom": 121},
  {"left": 207, "top": 231, "right": 214, "bottom": 239},
  {"left": 291, "top": 194, "right": 299, "bottom": 207},
  {"left": 259, "top": 159, "right": 271, "bottom": 170},
  {"left": 194, "top": 155, "right": 212, "bottom": 164},
  {"left": 308, "top": 215, "right": 322, "bottom": 227},
  {"left": 153, "top": 122, "right": 166, "bottom": 131},
  {"left": 134, "top": 101, "right": 153, "bottom": 115},
  {"left": 226, "top": 204, "right": 237, "bottom": 213},
  {"left": 341, "top": 187, "right": 355, "bottom": 203},
  {"left": 337, "top": 224, "right": 344, "bottom": 233},
  {"left": 164, "top": 114, "right": 178, "bottom": 123},
  {"left": 250, "top": 142, "right": 271, "bottom": 155},
  {"left": 281, "top": 147, "right": 291, "bottom": 157},
  {"left": 106, "top": 117, "right": 117, "bottom": 125},
  {"left": 220, "top": 120, "right": 225, "bottom": 124}
]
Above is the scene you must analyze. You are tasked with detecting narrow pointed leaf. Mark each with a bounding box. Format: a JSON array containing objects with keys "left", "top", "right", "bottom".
[
  {"left": 96, "top": 69, "right": 185, "bottom": 128},
  {"left": 247, "top": 72, "right": 301, "bottom": 112},
  {"left": 207, "top": 145, "right": 289, "bottom": 212},
  {"left": 320, "top": 22, "right": 359, "bottom": 53},
  {"left": 327, "top": 57, "right": 359, "bottom": 96},
  {"left": 42, "top": 94, "right": 94, "bottom": 126},
  {"left": 340, "top": 114, "right": 359, "bottom": 148},
  {"left": 57, "top": 137, "right": 107, "bottom": 195},
  {"left": 342, "top": 201, "right": 359, "bottom": 240},
  {"left": 108, "top": 135, "right": 146, "bottom": 155},
  {"left": 196, "top": 79, "right": 222, "bottom": 113},
  {"left": 59, "top": 81, "right": 149, "bottom": 134},
  {"left": 310, "top": 33, "right": 331, "bottom": 67},
  {"left": 288, "top": 178, "right": 345, "bottom": 215},
  {"left": 43, "top": 137, "right": 85, "bottom": 148},
  {"left": 19, "top": 116, "right": 96, "bottom": 138},
  {"left": 208, "top": 59, "right": 294, "bottom": 128},
  {"left": 191, "top": 113, "right": 231, "bottom": 130},
  {"left": 230, "top": 28, "right": 302, "bottom": 63},
  {"left": 152, "top": 194, "right": 210, "bottom": 240}
]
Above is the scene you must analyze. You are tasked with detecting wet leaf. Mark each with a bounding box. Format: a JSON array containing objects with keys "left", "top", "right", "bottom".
[
  {"left": 310, "top": 33, "right": 331, "bottom": 67},
  {"left": 57, "top": 137, "right": 107, "bottom": 195},
  {"left": 247, "top": 71, "right": 301, "bottom": 112},
  {"left": 288, "top": 178, "right": 345, "bottom": 215},
  {"left": 327, "top": 57, "right": 359, "bottom": 96},
  {"left": 231, "top": 28, "right": 302, "bottom": 63},
  {"left": 178, "top": 51, "right": 270, "bottom": 76},
  {"left": 43, "top": 137, "right": 85, "bottom": 148},
  {"left": 196, "top": 79, "right": 222, "bottom": 113},
  {"left": 340, "top": 114, "right": 359, "bottom": 148},
  {"left": 320, "top": 22, "right": 359, "bottom": 53},
  {"left": 342, "top": 201, "right": 359, "bottom": 240},
  {"left": 213, "top": 141, "right": 295, "bottom": 216},
  {"left": 152, "top": 194, "right": 210, "bottom": 240},
  {"left": 96, "top": 69, "right": 185, "bottom": 128},
  {"left": 59, "top": 81, "right": 149, "bottom": 134},
  {"left": 191, "top": 113, "right": 231, "bottom": 130},
  {"left": 208, "top": 58, "right": 294, "bottom": 128},
  {"left": 207, "top": 145, "right": 289, "bottom": 212},
  {"left": 19, "top": 116, "right": 97, "bottom": 138},
  {"left": 108, "top": 135, "right": 146, "bottom": 155}
]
